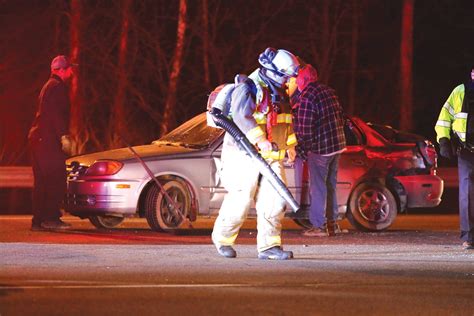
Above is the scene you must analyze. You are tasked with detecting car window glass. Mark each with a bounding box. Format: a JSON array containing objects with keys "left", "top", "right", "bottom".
[
  {"left": 344, "top": 118, "right": 364, "bottom": 146},
  {"left": 154, "top": 113, "right": 224, "bottom": 148},
  {"left": 368, "top": 123, "right": 395, "bottom": 141}
]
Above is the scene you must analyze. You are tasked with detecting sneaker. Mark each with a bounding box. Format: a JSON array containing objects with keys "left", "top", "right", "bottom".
[
  {"left": 462, "top": 241, "right": 474, "bottom": 250},
  {"left": 40, "top": 219, "right": 71, "bottom": 231},
  {"left": 217, "top": 246, "right": 237, "bottom": 258},
  {"left": 302, "top": 227, "right": 328, "bottom": 237},
  {"left": 327, "top": 221, "right": 349, "bottom": 236},
  {"left": 258, "top": 246, "right": 293, "bottom": 260}
]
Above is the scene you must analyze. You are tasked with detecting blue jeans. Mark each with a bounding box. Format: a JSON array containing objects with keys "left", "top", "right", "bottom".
[
  {"left": 458, "top": 148, "right": 474, "bottom": 242},
  {"left": 295, "top": 153, "right": 340, "bottom": 229}
]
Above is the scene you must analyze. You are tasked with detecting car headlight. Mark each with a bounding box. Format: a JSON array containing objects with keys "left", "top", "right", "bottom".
[{"left": 85, "top": 160, "right": 123, "bottom": 176}]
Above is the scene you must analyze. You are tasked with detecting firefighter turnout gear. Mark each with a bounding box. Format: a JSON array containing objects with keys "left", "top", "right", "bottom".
[
  {"left": 212, "top": 51, "right": 299, "bottom": 255},
  {"left": 211, "top": 148, "right": 287, "bottom": 252}
]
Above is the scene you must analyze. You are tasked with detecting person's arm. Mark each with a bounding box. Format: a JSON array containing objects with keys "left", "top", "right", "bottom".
[
  {"left": 295, "top": 92, "right": 316, "bottom": 153},
  {"left": 435, "top": 85, "right": 461, "bottom": 159},
  {"left": 231, "top": 83, "right": 271, "bottom": 151},
  {"left": 435, "top": 86, "right": 458, "bottom": 142},
  {"left": 49, "top": 82, "right": 72, "bottom": 154},
  {"left": 49, "top": 83, "right": 71, "bottom": 140}
]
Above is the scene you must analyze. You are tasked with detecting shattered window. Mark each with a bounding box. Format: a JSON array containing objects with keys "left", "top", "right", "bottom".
[
  {"left": 344, "top": 118, "right": 364, "bottom": 146},
  {"left": 153, "top": 113, "right": 224, "bottom": 149}
]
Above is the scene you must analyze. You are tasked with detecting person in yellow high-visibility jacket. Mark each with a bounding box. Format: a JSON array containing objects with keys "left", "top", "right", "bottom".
[
  {"left": 435, "top": 66, "right": 474, "bottom": 250},
  {"left": 211, "top": 48, "right": 299, "bottom": 260}
]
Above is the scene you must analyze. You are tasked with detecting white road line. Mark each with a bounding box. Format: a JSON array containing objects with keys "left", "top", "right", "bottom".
[{"left": 0, "top": 283, "right": 261, "bottom": 290}]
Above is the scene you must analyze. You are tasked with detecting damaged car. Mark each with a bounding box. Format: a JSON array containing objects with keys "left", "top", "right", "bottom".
[{"left": 65, "top": 113, "right": 443, "bottom": 232}]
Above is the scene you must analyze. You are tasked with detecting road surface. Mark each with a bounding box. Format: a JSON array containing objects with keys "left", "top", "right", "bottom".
[{"left": 1, "top": 215, "right": 473, "bottom": 315}]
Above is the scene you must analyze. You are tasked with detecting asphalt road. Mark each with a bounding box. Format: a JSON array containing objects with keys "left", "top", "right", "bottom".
[{"left": 1, "top": 215, "right": 473, "bottom": 316}]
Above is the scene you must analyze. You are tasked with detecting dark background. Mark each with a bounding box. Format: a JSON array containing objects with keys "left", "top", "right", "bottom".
[{"left": 1, "top": 0, "right": 473, "bottom": 164}]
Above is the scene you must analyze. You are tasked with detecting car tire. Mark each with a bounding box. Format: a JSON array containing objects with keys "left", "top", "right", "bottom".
[
  {"left": 89, "top": 215, "right": 125, "bottom": 229},
  {"left": 347, "top": 181, "right": 397, "bottom": 231},
  {"left": 145, "top": 180, "right": 191, "bottom": 232}
]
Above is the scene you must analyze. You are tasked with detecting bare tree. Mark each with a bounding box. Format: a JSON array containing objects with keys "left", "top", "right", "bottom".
[
  {"left": 160, "top": 0, "right": 188, "bottom": 136},
  {"left": 109, "top": 0, "right": 132, "bottom": 149},
  {"left": 306, "top": 1, "right": 351, "bottom": 84},
  {"left": 400, "top": 0, "right": 414, "bottom": 131},
  {"left": 347, "top": 0, "right": 361, "bottom": 115},
  {"left": 201, "top": 0, "right": 210, "bottom": 90},
  {"left": 69, "top": 0, "right": 87, "bottom": 155}
]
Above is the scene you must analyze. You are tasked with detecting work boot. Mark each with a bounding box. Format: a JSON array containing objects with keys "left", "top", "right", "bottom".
[
  {"left": 327, "top": 221, "right": 349, "bottom": 236},
  {"left": 40, "top": 219, "right": 71, "bottom": 231},
  {"left": 217, "top": 246, "right": 237, "bottom": 258},
  {"left": 302, "top": 227, "right": 328, "bottom": 237},
  {"left": 462, "top": 241, "right": 474, "bottom": 250},
  {"left": 31, "top": 222, "right": 45, "bottom": 232},
  {"left": 258, "top": 246, "right": 293, "bottom": 260}
]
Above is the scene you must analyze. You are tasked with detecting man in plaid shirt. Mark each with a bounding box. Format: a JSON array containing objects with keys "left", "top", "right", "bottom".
[{"left": 292, "top": 64, "right": 347, "bottom": 237}]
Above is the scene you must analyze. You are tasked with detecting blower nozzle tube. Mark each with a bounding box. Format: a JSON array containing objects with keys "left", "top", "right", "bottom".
[{"left": 209, "top": 108, "right": 300, "bottom": 213}]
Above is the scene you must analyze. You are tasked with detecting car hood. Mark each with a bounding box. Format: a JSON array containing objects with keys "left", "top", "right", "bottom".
[{"left": 67, "top": 143, "right": 202, "bottom": 166}]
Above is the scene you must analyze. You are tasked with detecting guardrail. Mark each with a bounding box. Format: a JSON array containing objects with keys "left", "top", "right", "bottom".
[
  {"left": 0, "top": 166, "right": 460, "bottom": 189},
  {"left": 0, "top": 166, "right": 34, "bottom": 188}
]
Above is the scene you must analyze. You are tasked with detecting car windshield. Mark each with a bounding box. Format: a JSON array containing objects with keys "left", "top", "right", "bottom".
[{"left": 153, "top": 113, "right": 224, "bottom": 148}]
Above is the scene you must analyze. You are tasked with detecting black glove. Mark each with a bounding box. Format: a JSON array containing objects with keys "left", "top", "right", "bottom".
[{"left": 439, "top": 137, "right": 455, "bottom": 160}]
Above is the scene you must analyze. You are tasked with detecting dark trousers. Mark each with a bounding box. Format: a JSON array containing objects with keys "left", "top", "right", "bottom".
[
  {"left": 295, "top": 153, "right": 341, "bottom": 229},
  {"left": 29, "top": 138, "right": 66, "bottom": 225},
  {"left": 458, "top": 148, "right": 474, "bottom": 242}
]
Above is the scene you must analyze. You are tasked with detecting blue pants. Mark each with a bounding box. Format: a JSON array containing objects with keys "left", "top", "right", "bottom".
[
  {"left": 296, "top": 153, "right": 340, "bottom": 229},
  {"left": 458, "top": 148, "right": 474, "bottom": 242}
]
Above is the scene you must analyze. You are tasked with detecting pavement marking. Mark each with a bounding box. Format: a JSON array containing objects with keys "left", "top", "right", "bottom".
[{"left": 0, "top": 283, "right": 275, "bottom": 290}]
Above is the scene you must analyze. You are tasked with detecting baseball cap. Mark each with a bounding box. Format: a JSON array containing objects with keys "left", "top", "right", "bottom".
[{"left": 50, "top": 55, "right": 78, "bottom": 70}]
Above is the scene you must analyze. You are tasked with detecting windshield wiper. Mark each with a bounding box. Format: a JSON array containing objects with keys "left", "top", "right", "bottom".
[{"left": 153, "top": 141, "right": 204, "bottom": 149}]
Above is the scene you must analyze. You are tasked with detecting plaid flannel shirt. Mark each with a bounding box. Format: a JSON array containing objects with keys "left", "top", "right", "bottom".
[{"left": 292, "top": 81, "right": 346, "bottom": 158}]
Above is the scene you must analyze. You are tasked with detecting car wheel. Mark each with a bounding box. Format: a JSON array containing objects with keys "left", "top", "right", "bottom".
[
  {"left": 145, "top": 180, "right": 191, "bottom": 232},
  {"left": 293, "top": 219, "right": 312, "bottom": 229},
  {"left": 347, "top": 182, "right": 397, "bottom": 231},
  {"left": 89, "top": 215, "right": 124, "bottom": 229}
]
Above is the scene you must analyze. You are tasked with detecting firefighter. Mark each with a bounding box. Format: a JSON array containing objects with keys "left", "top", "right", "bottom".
[
  {"left": 435, "top": 65, "right": 474, "bottom": 250},
  {"left": 212, "top": 48, "right": 299, "bottom": 260}
]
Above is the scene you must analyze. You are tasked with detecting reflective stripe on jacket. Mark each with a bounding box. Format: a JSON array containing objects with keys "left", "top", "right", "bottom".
[
  {"left": 224, "top": 70, "right": 296, "bottom": 161},
  {"left": 435, "top": 84, "right": 467, "bottom": 142}
]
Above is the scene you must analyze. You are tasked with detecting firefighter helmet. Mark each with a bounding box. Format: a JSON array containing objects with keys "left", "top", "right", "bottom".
[{"left": 258, "top": 47, "right": 299, "bottom": 78}]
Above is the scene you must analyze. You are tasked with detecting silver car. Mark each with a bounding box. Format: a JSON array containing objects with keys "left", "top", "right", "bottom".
[{"left": 65, "top": 112, "right": 443, "bottom": 232}]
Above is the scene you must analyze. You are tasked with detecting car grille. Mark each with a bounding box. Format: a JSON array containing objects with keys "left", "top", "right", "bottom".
[{"left": 67, "top": 161, "right": 89, "bottom": 181}]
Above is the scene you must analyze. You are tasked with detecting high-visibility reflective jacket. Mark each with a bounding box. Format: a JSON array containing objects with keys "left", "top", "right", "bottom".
[
  {"left": 223, "top": 69, "right": 297, "bottom": 161},
  {"left": 435, "top": 84, "right": 468, "bottom": 143}
]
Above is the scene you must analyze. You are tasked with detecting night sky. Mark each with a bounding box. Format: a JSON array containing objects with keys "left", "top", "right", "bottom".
[{"left": 0, "top": 0, "right": 473, "bottom": 165}]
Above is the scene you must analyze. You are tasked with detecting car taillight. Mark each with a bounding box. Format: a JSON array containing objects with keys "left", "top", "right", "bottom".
[
  {"left": 85, "top": 160, "right": 123, "bottom": 176},
  {"left": 424, "top": 141, "right": 437, "bottom": 166}
]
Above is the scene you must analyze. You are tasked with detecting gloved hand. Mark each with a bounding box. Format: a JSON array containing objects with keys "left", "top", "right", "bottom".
[
  {"left": 438, "top": 137, "right": 455, "bottom": 160},
  {"left": 287, "top": 147, "right": 297, "bottom": 163},
  {"left": 257, "top": 139, "right": 272, "bottom": 152},
  {"left": 61, "top": 135, "right": 73, "bottom": 156}
]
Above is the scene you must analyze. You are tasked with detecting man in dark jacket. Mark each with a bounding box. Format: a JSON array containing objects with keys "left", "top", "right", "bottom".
[
  {"left": 292, "top": 64, "right": 347, "bottom": 237},
  {"left": 28, "top": 55, "right": 76, "bottom": 231}
]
